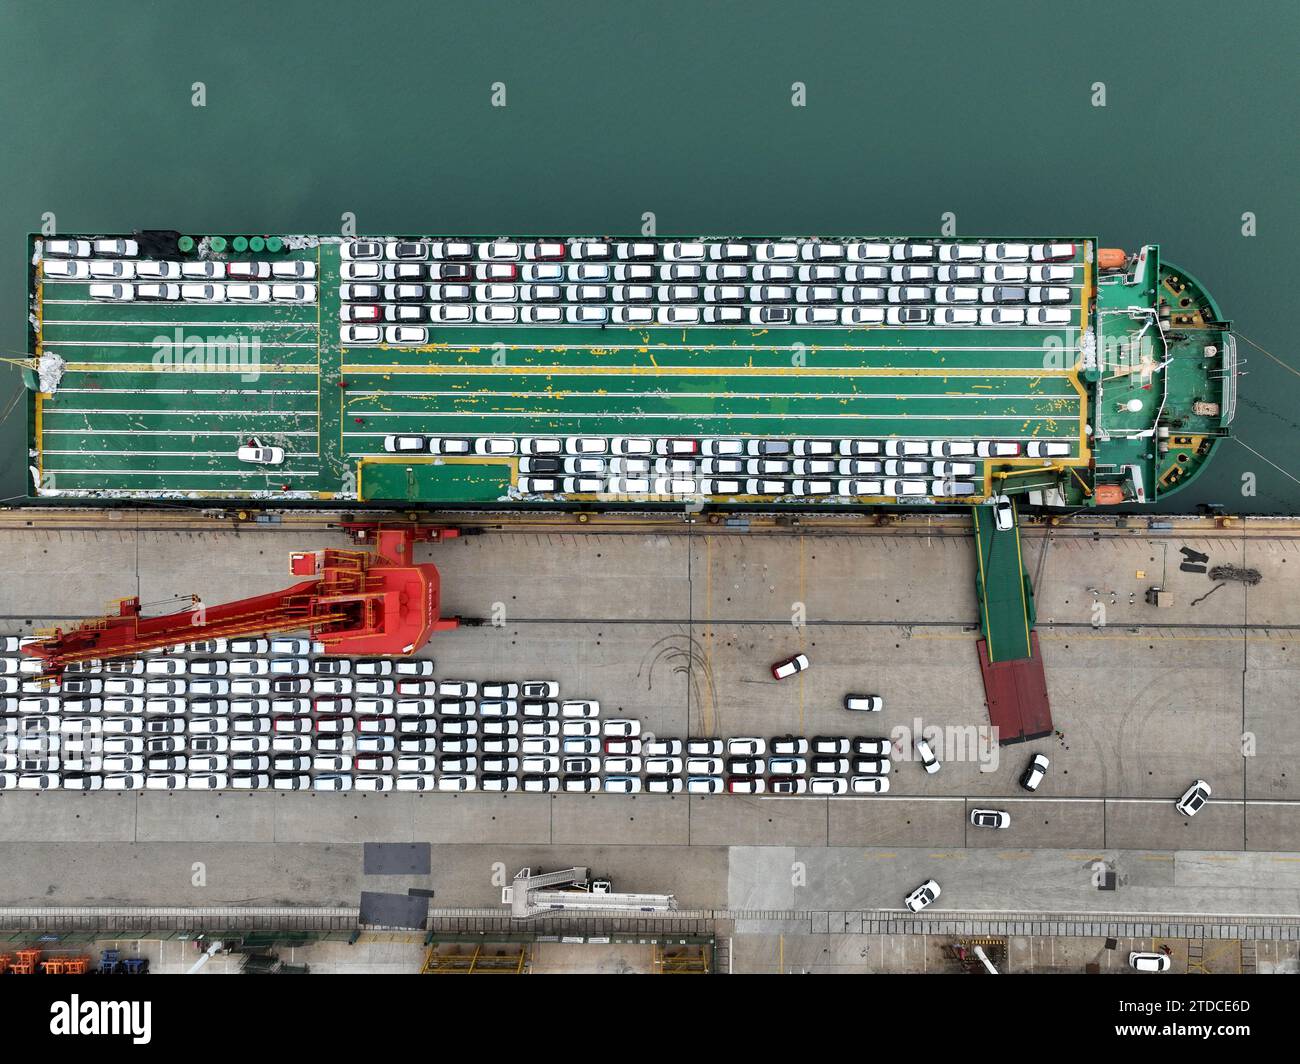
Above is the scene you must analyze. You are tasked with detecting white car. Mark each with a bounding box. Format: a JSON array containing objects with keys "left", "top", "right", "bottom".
[
  {"left": 841, "top": 307, "right": 886, "bottom": 325},
  {"left": 385, "top": 325, "right": 428, "bottom": 346},
  {"left": 519, "top": 438, "right": 563, "bottom": 457},
  {"left": 1129, "top": 952, "right": 1171, "bottom": 973},
  {"left": 726, "top": 737, "right": 765, "bottom": 757},
  {"left": 1032, "top": 264, "right": 1076, "bottom": 283},
  {"left": 935, "top": 307, "right": 978, "bottom": 325},
  {"left": 984, "top": 243, "right": 1031, "bottom": 262},
  {"left": 226, "top": 283, "right": 271, "bottom": 302},
  {"left": 915, "top": 738, "right": 941, "bottom": 774},
  {"left": 1029, "top": 307, "right": 1073, "bottom": 326},
  {"left": 980, "top": 306, "right": 1027, "bottom": 326},
  {"left": 271, "top": 283, "right": 316, "bottom": 303},
  {"left": 474, "top": 437, "right": 517, "bottom": 456},
  {"left": 603, "top": 775, "right": 642, "bottom": 794},
  {"left": 44, "top": 238, "right": 92, "bottom": 257},
  {"left": 844, "top": 242, "right": 891, "bottom": 262},
  {"left": 395, "top": 774, "right": 436, "bottom": 792},
  {"left": 883, "top": 479, "right": 927, "bottom": 496},
  {"left": 341, "top": 261, "right": 383, "bottom": 282},
  {"left": 991, "top": 495, "right": 1015, "bottom": 531},
  {"left": 891, "top": 243, "right": 936, "bottom": 262},
  {"left": 1020, "top": 753, "right": 1050, "bottom": 791},
  {"left": 754, "top": 242, "right": 799, "bottom": 262},
  {"left": 970, "top": 809, "right": 1011, "bottom": 829},
  {"left": 230, "top": 659, "right": 270, "bottom": 676},
  {"left": 1175, "top": 779, "right": 1211, "bottom": 817},
  {"left": 1026, "top": 440, "right": 1071, "bottom": 458},
  {"left": 89, "top": 258, "right": 135, "bottom": 279},
  {"left": 933, "top": 461, "right": 977, "bottom": 479},
  {"left": 844, "top": 695, "right": 883, "bottom": 712},
  {"left": 272, "top": 260, "right": 316, "bottom": 279},
  {"left": 1028, "top": 286, "right": 1071, "bottom": 305},
  {"left": 1031, "top": 243, "right": 1076, "bottom": 262},
  {"left": 850, "top": 776, "right": 889, "bottom": 794},
  {"left": 884, "top": 460, "right": 927, "bottom": 477},
  {"left": 42, "top": 258, "right": 91, "bottom": 279},
  {"left": 564, "top": 437, "right": 608, "bottom": 456},
  {"left": 237, "top": 445, "right": 284, "bottom": 465},
  {"left": 771, "top": 653, "right": 809, "bottom": 680},
  {"left": 904, "top": 880, "right": 941, "bottom": 913},
  {"left": 976, "top": 441, "right": 1021, "bottom": 458},
  {"left": 938, "top": 244, "right": 985, "bottom": 263},
  {"left": 340, "top": 324, "right": 382, "bottom": 344},
  {"left": 88, "top": 283, "right": 134, "bottom": 301}
]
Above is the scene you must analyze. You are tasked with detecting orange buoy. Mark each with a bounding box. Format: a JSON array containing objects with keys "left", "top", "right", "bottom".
[
  {"left": 1098, "top": 248, "right": 1127, "bottom": 270},
  {"left": 1093, "top": 484, "right": 1125, "bottom": 505}
]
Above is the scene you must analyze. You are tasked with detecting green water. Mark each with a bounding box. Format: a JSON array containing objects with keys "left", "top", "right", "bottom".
[{"left": 2, "top": 0, "right": 1295, "bottom": 511}]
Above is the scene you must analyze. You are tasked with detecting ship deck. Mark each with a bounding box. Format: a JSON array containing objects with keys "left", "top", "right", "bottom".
[{"left": 27, "top": 234, "right": 1226, "bottom": 507}]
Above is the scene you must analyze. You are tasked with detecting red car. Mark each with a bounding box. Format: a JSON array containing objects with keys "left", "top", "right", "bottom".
[{"left": 771, "top": 653, "right": 810, "bottom": 680}]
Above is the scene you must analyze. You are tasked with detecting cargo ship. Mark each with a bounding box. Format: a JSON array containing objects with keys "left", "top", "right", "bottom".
[{"left": 25, "top": 232, "right": 1235, "bottom": 509}]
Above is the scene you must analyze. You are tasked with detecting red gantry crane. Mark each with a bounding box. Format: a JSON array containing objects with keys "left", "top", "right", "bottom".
[{"left": 23, "top": 524, "right": 462, "bottom": 676}]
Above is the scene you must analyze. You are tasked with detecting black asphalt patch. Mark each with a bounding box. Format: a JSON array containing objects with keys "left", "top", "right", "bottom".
[
  {"left": 363, "top": 842, "right": 431, "bottom": 876},
  {"left": 359, "top": 890, "right": 428, "bottom": 929}
]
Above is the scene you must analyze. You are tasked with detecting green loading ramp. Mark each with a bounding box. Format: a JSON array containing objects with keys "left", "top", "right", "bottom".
[{"left": 971, "top": 501, "right": 1036, "bottom": 663}]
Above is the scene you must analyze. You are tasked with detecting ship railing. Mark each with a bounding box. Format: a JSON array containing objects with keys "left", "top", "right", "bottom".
[{"left": 1220, "top": 333, "right": 1238, "bottom": 427}]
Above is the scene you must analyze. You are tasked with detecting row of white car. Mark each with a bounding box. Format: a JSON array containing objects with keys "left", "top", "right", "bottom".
[
  {"left": 84, "top": 281, "right": 317, "bottom": 303},
  {"left": 513, "top": 476, "right": 980, "bottom": 498},
  {"left": 340, "top": 238, "right": 1078, "bottom": 266},
  {"left": 338, "top": 303, "right": 1071, "bottom": 338},
  {"left": 339, "top": 281, "right": 1073, "bottom": 307},
  {"left": 516, "top": 456, "right": 980, "bottom": 479},
  {"left": 382, "top": 435, "right": 1026, "bottom": 459},
  {"left": 0, "top": 732, "right": 898, "bottom": 794},
  {"left": 339, "top": 260, "right": 1077, "bottom": 287},
  {"left": 42, "top": 257, "right": 316, "bottom": 281},
  {"left": 0, "top": 770, "right": 885, "bottom": 793}
]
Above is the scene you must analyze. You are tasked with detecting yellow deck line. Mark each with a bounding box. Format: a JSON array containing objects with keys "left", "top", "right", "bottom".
[
  {"left": 342, "top": 363, "right": 1075, "bottom": 378},
  {"left": 34, "top": 393, "right": 44, "bottom": 488}
]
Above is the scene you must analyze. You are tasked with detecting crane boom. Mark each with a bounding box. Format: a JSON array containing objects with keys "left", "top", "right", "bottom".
[{"left": 22, "top": 524, "right": 461, "bottom": 675}]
